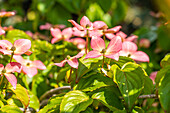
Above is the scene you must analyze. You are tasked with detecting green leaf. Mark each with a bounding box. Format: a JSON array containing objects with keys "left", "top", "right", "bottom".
[
  {"left": 76, "top": 73, "right": 115, "bottom": 91},
  {"left": 60, "top": 90, "right": 93, "bottom": 113},
  {"left": 6, "top": 29, "right": 32, "bottom": 43},
  {"left": 92, "top": 86, "right": 123, "bottom": 111},
  {"left": 155, "top": 65, "right": 170, "bottom": 85},
  {"left": 160, "top": 53, "right": 170, "bottom": 68},
  {"left": 28, "top": 90, "right": 40, "bottom": 112},
  {"left": 142, "top": 75, "right": 154, "bottom": 95},
  {"left": 158, "top": 70, "right": 170, "bottom": 112},
  {"left": 113, "top": 62, "right": 145, "bottom": 111},
  {"left": 113, "top": 110, "right": 126, "bottom": 113},
  {"left": 10, "top": 84, "right": 30, "bottom": 108},
  {"left": 80, "top": 107, "right": 93, "bottom": 113},
  {"left": 39, "top": 96, "right": 63, "bottom": 113},
  {"left": 0, "top": 105, "right": 22, "bottom": 113}
]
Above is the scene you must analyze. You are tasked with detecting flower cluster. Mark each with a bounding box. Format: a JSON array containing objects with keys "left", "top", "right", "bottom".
[
  {"left": 0, "top": 39, "right": 46, "bottom": 89},
  {"left": 50, "top": 16, "right": 149, "bottom": 69}
]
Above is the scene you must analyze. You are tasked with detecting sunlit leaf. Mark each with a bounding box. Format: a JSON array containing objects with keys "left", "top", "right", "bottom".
[
  {"left": 60, "top": 90, "right": 93, "bottom": 113},
  {"left": 112, "top": 62, "right": 145, "bottom": 111},
  {"left": 0, "top": 105, "right": 22, "bottom": 113}
]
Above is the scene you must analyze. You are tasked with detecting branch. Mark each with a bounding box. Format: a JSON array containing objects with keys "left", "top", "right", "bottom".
[
  {"left": 40, "top": 86, "right": 71, "bottom": 102},
  {"left": 120, "top": 94, "right": 157, "bottom": 99}
]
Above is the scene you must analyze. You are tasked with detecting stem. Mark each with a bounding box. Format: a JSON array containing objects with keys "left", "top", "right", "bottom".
[
  {"left": 62, "top": 41, "right": 65, "bottom": 60},
  {"left": 39, "top": 86, "right": 71, "bottom": 102},
  {"left": 68, "top": 67, "right": 73, "bottom": 83},
  {"left": 10, "top": 52, "right": 14, "bottom": 63},
  {"left": 103, "top": 34, "right": 106, "bottom": 41},
  {"left": 119, "top": 94, "right": 157, "bottom": 99},
  {"left": 0, "top": 18, "right": 1, "bottom": 27},
  {"left": 0, "top": 76, "right": 4, "bottom": 87},
  {"left": 102, "top": 54, "right": 105, "bottom": 68},
  {"left": 85, "top": 30, "right": 89, "bottom": 54},
  {"left": 75, "top": 69, "right": 78, "bottom": 84}
]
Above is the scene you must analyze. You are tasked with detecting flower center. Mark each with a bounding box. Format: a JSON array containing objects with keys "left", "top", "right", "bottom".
[
  {"left": 10, "top": 46, "right": 16, "bottom": 51},
  {"left": 67, "top": 55, "right": 71, "bottom": 60},
  {"left": 128, "top": 54, "right": 131, "bottom": 57},
  {"left": 101, "top": 49, "right": 106, "bottom": 54},
  {"left": 26, "top": 62, "right": 30, "bottom": 66},
  {"left": 2, "top": 69, "right": 6, "bottom": 74}
]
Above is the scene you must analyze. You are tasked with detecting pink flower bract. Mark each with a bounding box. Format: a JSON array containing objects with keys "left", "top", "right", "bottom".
[
  {"left": 119, "top": 41, "right": 149, "bottom": 62},
  {"left": 85, "top": 36, "right": 122, "bottom": 61},
  {"left": 13, "top": 55, "right": 46, "bottom": 78},
  {"left": 0, "top": 39, "right": 31, "bottom": 55},
  {"left": 0, "top": 62, "right": 22, "bottom": 89}
]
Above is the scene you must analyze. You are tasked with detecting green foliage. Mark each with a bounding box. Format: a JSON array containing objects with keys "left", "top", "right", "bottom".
[
  {"left": 60, "top": 90, "right": 93, "bottom": 113},
  {"left": 0, "top": 105, "right": 23, "bottom": 113}
]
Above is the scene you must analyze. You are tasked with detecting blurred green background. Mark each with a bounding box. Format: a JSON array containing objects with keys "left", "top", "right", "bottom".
[{"left": 1, "top": 0, "right": 170, "bottom": 74}]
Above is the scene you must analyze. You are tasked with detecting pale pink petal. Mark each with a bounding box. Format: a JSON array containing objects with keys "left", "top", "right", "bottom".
[
  {"left": 39, "top": 23, "right": 52, "bottom": 30},
  {"left": 89, "top": 30, "right": 103, "bottom": 37},
  {"left": 50, "top": 28, "right": 62, "bottom": 43},
  {"left": 105, "top": 33, "right": 115, "bottom": 40},
  {"left": 0, "top": 49, "right": 12, "bottom": 55},
  {"left": 130, "top": 51, "right": 149, "bottom": 62},
  {"left": 4, "top": 73, "right": 17, "bottom": 89},
  {"left": 122, "top": 41, "right": 137, "bottom": 52},
  {"left": 80, "top": 16, "right": 91, "bottom": 28},
  {"left": 105, "top": 52, "right": 119, "bottom": 61},
  {"left": 70, "top": 38, "right": 85, "bottom": 45},
  {"left": 0, "top": 27, "right": 5, "bottom": 35},
  {"left": 104, "top": 26, "right": 122, "bottom": 33},
  {"left": 106, "top": 36, "right": 122, "bottom": 53},
  {"left": 5, "top": 62, "right": 22, "bottom": 73},
  {"left": 0, "top": 40, "right": 13, "bottom": 49},
  {"left": 13, "top": 55, "right": 25, "bottom": 64},
  {"left": 68, "top": 20, "right": 84, "bottom": 31},
  {"left": 22, "top": 66, "right": 38, "bottom": 78},
  {"left": 54, "top": 60, "right": 67, "bottom": 67},
  {"left": 74, "top": 49, "right": 85, "bottom": 58},
  {"left": 150, "top": 71, "right": 157, "bottom": 84},
  {"left": 119, "top": 50, "right": 131, "bottom": 57},
  {"left": 32, "top": 60, "right": 46, "bottom": 70},
  {"left": 116, "top": 31, "right": 127, "bottom": 39},
  {"left": 62, "top": 27, "right": 73, "bottom": 40},
  {"left": 13, "top": 39, "right": 31, "bottom": 55},
  {"left": 93, "top": 21, "right": 108, "bottom": 30},
  {"left": 67, "top": 57, "right": 79, "bottom": 69},
  {"left": 91, "top": 36, "right": 105, "bottom": 52},
  {"left": 85, "top": 50, "right": 102, "bottom": 59},
  {"left": 50, "top": 28, "right": 62, "bottom": 38},
  {"left": 126, "top": 35, "right": 138, "bottom": 42},
  {"left": 72, "top": 27, "right": 86, "bottom": 37},
  {"left": 51, "top": 37, "right": 62, "bottom": 44},
  {"left": 0, "top": 64, "right": 4, "bottom": 72}
]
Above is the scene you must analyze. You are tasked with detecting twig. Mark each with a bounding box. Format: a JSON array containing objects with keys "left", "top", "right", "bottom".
[
  {"left": 39, "top": 86, "right": 71, "bottom": 102},
  {"left": 120, "top": 94, "right": 157, "bottom": 99}
]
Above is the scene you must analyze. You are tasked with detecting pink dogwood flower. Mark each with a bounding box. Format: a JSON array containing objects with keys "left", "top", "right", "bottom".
[
  {"left": 68, "top": 16, "right": 93, "bottom": 31},
  {"left": 0, "top": 11, "right": 15, "bottom": 18},
  {"left": 119, "top": 41, "right": 149, "bottom": 62},
  {"left": 0, "top": 62, "right": 21, "bottom": 89},
  {"left": 85, "top": 36, "right": 122, "bottom": 61},
  {"left": 0, "top": 39, "right": 31, "bottom": 55},
  {"left": 51, "top": 27, "right": 72, "bottom": 44},
  {"left": 39, "top": 23, "right": 52, "bottom": 30},
  {"left": 150, "top": 71, "right": 157, "bottom": 84},
  {"left": 69, "top": 38, "right": 86, "bottom": 49},
  {"left": 54, "top": 50, "right": 85, "bottom": 69},
  {"left": 13, "top": 55, "right": 46, "bottom": 78}
]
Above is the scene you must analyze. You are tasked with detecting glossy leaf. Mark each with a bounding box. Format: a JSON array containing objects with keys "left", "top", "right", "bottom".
[
  {"left": 76, "top": 73, "right": 115, "bottom": 91},
  {"left": 160, "top": 53, "right": 170, "bottom": 68},
  {"left": 92, "top": 86, "right": 123, "bottom": 111},
  {"left": 28, "top": 90, "right": 40, "bottom": 112},
  {"left": 158, "top": 70, "right": 170, "bottom": 112},
  {"left": 0, "top": 105, "right": 22, "bottom": 113},
  {"left": 10, "top": 84, "right": 30, "bottom": 108},
  {"left": 39, "top": 96, "right": 63, "bottom": 113},
  {"left": 80, "top": 107, "right": 93, "bottom": 113},
  {"left": 113, "top": 62, "right": 145, "bottom": 111},
  {"left": 6, "top": 29, "right": 32, "bottom": 43},
  {"left": 60, "top": 90, "right": 93, "bottom": 113}
]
